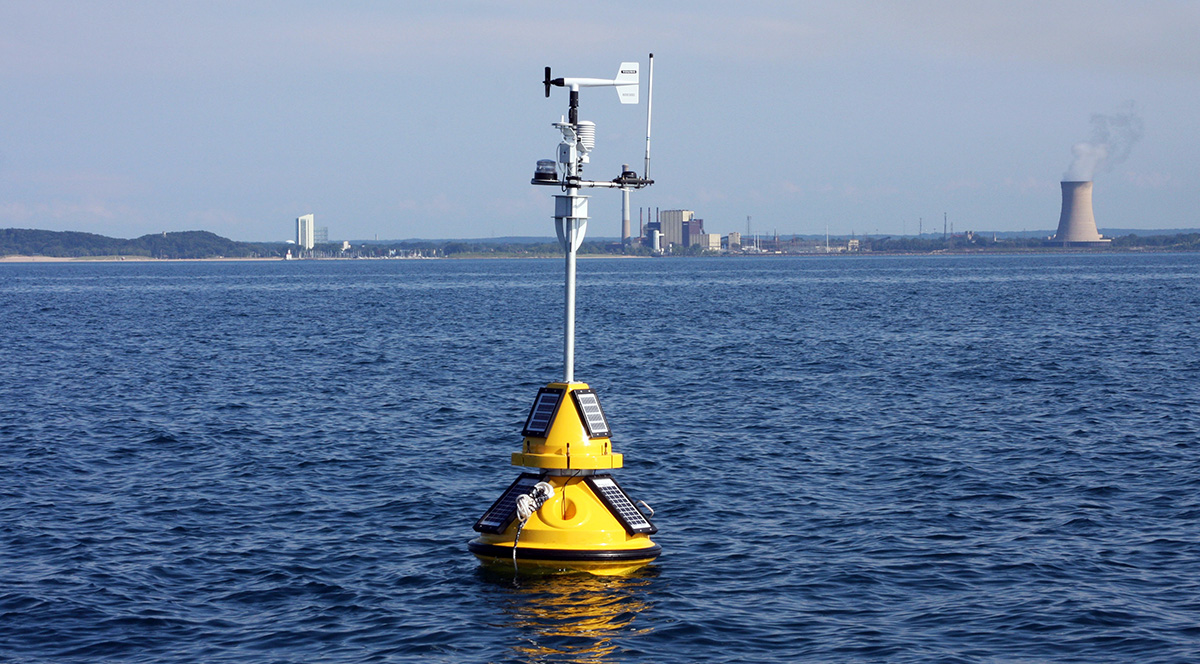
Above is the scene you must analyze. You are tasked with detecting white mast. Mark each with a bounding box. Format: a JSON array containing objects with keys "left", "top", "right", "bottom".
[
  {"left": 644, "top": 53, "right": 654, "bottom": 182},
  {"left": 535, "top": 60, "right": 653, "bottom": 383}
]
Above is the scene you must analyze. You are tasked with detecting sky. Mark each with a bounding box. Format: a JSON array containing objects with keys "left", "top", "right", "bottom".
[{"left": 2, "top": 1, "right": 1198, "bottom": 242}]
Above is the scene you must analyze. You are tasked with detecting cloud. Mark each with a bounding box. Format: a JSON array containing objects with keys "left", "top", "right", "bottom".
[
  {"left": 777, "top": 181, "right": 900, "bottom": 199},
  {"left": 694, "top": 188, "right": 729, "bottom": 203},
  {"left": 805, "top": 1, "right": 1200, "bottom": 76},
  {"left": 1002, "top": 176, "right": 1055, "bottom": 194},
  {"left": 780, "top": 181, "right": 805, "bottom": 195},
  {"left": 395, "top": 193, "right": 461, "bottom": 217},
  {"left": 489, "top": 189, "right": 549, "bottom": 218},
  {"left": 185, "top": 208, "right": 263, "bottom": 233},
  {"left": 1063, "top": 102, "right": 1144, "bottom": 181},
  {"left": 943, "top": 178, "right": 983, "bottom": 192},
  {"left": 1123, "top": 170, "right": 1177, "bottom": 190},
  {"left": 7, "top": 2, "right": 1197, "bottom": 78},
  {"left": 839, "top": 184, "right": 901, "bottom": 199},
  {"left": 7, "top": 171, "right": 148, "bottom": 199},
  {"left": 0, "top": 199, "right": 135, "bottom": 226}
]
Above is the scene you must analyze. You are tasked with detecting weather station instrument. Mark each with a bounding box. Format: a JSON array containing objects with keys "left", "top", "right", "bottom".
[{"left": 468, "top": 56, "right": 660, "bottom": 575}]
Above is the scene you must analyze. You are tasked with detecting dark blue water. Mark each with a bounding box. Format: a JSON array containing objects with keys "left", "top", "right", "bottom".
[{"left": 2, "top": 254, "right": 1199, "bottom": 663}]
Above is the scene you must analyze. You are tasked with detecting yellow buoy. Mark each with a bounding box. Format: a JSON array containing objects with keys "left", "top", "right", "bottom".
[
  {"left": 468, "top": 382, "right": 659, "bottom": 575},
  {"left": 470, "top": 58, "right": 661, "bottom": 575}
]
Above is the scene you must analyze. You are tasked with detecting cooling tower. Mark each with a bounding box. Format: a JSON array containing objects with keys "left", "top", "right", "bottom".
[{"left": 1052, "top": 181, "right": 1109, "bottom": 245}]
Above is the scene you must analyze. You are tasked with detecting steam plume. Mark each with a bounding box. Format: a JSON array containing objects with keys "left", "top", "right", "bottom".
[{"left": 1064, "top": 102, "right": 1143, "bottom": 181}]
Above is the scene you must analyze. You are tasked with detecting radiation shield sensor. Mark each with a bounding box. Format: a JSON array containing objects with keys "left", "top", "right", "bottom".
[
  {"left": 585, "top": 475, "right": 657, "bottom": 535},
  {"left": 473, "top": 472, "right": 544, "bottom": 534}
]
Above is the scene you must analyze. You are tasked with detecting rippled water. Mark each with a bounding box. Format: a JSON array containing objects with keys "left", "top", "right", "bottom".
[{"left": 3, "top": 254, "right": 1199, "bottom": 663}]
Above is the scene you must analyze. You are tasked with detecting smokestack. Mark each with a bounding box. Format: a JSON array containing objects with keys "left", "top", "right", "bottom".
[{"left": 1052, "top": 181, "right": 1109, "bottom": 245}]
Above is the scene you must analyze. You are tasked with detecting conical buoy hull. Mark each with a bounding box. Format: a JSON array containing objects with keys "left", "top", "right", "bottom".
[{"left": 470, "top": 472, "right": 659, "bottom": 576}]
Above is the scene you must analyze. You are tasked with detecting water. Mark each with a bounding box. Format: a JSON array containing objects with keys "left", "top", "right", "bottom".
[{"left": 2, "top": 254, "right": 1199, "bottom": 663}]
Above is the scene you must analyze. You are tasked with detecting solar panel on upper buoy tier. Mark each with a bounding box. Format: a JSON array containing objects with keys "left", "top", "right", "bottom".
[
  {"left": 571, "top": 389, "right": 611, "bottom": 438},
  {"left": 522, "top": 387, "right": 564, "bottom": 437},
  {"left": 585, "top": 475, "right": 656, "bottom": 534}
]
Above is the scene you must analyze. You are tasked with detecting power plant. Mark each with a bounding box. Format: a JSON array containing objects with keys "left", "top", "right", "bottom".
[{"left": 1051, "top": 181, "right": 1110, "bottom": 246}]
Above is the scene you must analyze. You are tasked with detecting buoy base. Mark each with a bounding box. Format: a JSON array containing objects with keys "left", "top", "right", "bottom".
[
  {"left": 470, "top": 471, "right": 659, "bottom": 576},
  {"left": 468, "top": 540, "right": 661, "bottom": 576}
]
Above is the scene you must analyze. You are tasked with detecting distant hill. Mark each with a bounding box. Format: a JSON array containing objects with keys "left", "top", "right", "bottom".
[{"left": 0, "top": 229, "right": 286, "bottom": 259}]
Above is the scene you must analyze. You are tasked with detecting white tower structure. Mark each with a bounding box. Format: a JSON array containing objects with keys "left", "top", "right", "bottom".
[
  {"left": 1052, "top": 182, "right": 1109, "bottom": 245},
  {"left": 296, "top": 214, "right": 315, "bottom": 251}
]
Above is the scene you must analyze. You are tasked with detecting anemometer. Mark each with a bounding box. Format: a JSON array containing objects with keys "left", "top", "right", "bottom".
[{"left": 532, "top": 55, "right": 655, "bottom": 382}]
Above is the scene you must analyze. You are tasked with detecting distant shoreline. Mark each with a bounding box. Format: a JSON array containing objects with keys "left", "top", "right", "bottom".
[
  {"left": 5, "top": 247, "right": 1200, "bottom": 263},
  {"left": 0, "top": 254, "right": 644, "bottom": 262},
  {"left": 6, "top": 228, "right": 1199, "bottom": 261},
  {"left": 0, "top": 255, "right": 282, "bottom": 263}
]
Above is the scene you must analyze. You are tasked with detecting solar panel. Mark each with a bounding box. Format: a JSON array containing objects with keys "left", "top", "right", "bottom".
[
  {"left": 523, "top": 388, "right": 564, "bottom": 438},
  {"left": 474, "top": 473, "right": 543, "bottom": 533},
  {"left": 585, "top": 475, "right": 656, "bottom": 534},
  {"left": 571, "top": 389, "right": 611, "bottom": 438}
]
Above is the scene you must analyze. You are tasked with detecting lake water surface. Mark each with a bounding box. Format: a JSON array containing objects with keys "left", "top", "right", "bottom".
[{"left": 2, "top": 254, "right": 1199, "bottom": 662}]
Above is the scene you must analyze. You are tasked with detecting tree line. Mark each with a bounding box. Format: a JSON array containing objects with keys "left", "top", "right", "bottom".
[{"left": 0, "top": 229, "right": 282, "bottom": 259}]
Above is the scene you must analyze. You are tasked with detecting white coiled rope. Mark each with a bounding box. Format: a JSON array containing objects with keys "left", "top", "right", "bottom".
[{"left": 512, "top": 481, "right": 554, "bottom": 572}]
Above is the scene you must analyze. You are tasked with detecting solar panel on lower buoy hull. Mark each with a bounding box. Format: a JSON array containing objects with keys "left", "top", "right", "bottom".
[
  {"left": 585, "top": 475, "right": 656, "bottom": 534},
  {"left": 474, "top": 473, "right": 543, "bottom": 534}
]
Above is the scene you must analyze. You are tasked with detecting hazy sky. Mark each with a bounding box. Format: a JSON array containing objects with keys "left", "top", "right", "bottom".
[{"left": 2, "top": 1, "right": 1198, "bottom": 241}]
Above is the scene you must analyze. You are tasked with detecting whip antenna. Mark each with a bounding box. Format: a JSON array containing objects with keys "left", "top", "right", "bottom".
[{"left": 644, "top": 53, "right": 654, "bottom": 182}]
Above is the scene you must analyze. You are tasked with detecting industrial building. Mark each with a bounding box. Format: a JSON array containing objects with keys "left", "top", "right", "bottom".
[
  {"left": 683, "top": 217, "right": 706, "bottom": 246},
  {"left": 650, "top": 209, "right": 713, "bottom": 250},
  {"left": 658, "top": 209, "right": 692, "bottom": 247},
  {"left": 639, "top": 208, "right": 740, "bottom": 253},
  {"left": 696, "top": 233, "right": 721, "bottom": 251}
]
